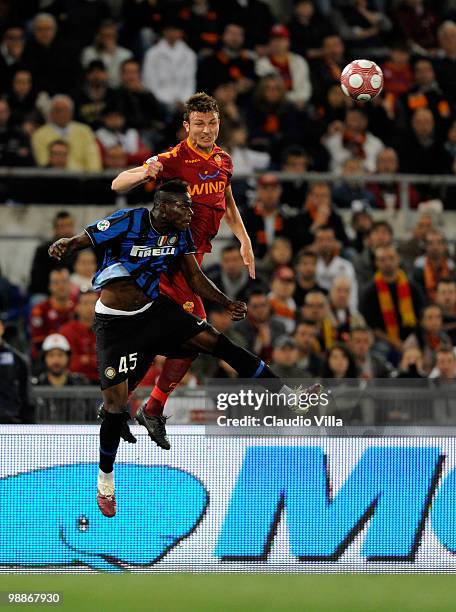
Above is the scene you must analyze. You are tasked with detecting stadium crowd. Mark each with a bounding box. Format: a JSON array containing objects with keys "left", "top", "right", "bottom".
[{"left": 2, "top": 0, "right": 456, "bottom": 423}]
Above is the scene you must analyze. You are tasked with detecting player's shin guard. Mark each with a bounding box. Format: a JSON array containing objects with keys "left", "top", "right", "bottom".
[
  {"left": 145, "top": 356, "right": 195, "bottom": 416},
  {"left": 99, "top": 411, "right": 125, "bottom": 473}
]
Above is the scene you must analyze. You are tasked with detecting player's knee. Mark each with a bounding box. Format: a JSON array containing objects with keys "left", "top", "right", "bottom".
[{"left": 103, "top": 384, "right": 128, "bottom": 413}]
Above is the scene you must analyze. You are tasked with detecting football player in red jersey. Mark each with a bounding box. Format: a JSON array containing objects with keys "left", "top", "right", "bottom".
[{"left": 111, "top": 92, "right": 255, "bottom": 426}]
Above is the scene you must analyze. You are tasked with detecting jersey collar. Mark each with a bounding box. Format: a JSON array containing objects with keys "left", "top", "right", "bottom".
[{"left": 186, "top": 137, "right": 216, "bottom": 160}]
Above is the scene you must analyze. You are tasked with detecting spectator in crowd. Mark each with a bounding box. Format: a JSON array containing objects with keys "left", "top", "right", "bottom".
[
  {"left": 223, "top": 0, "right": 275, "bottom": 50},
  {"left": 279, "top": 145, "right": 309, "bottom": 209},
  {"left": 404, "top": 304, "right": 452, "bottom": 375},
  {"left": 70, "top": 250, "right": 97, "bottom": 294},
  {"left": 23, "top": 13, "right": 80, "bottom": 95},
  {"left": 393, "top": 0, "right": 439, "bottom": 53},
  {"left": 353, "top": 219, "right": 394, "bottom": 289},
  {"left": 52, "top": 0, "right": 111, "bottom": 53},
  {"left": 349, "top": 326, "right": 392, "bottom": 379},
  {"left": 197, "top": 23, "right": 256, "bottom": 98},
  {"left": 244, "top": 173, "right": 289, "bottom": 258},
  {"left": 180, "top": 0, "right": 222, "bottom": 54},
  {"left": 293, "top": 318, "right": 323, "bottom": 375},
  {"left": 288, "top": 0, "right": 334, "bottom": 60},
  {"left": 381, "top": 43, "right": 414, "bottom": 104},
  {"left": 33, "top": 333, "right": 89, "bottom": 387},
  {"left": 142, "top": 18, "right": 196, "bottom": 111},
  {"left": 0, "top": 315, "right": 34, "bottom": 423},
  {"left": 332, "top": 157, "right": 376, "bottom": 209},
  {"left": 226, "top": 123, "right": 271, "bottom": 178},
  {"left": 233, "top": 288, "right": 286, "bottom": 363},
  {"left": 268, "top": 265, "right": 297, "bottom": 334},
  {"left": 30, "top": 268, "right": 75, "bottom": 360},
  {"left": 313, "top": 226, "right": 358, "bottom": 310},
  {"left": 270, "top": 335, "right": 307, "bottom": 378},
  {"left": 367, "top": 147, "right": 420, "bottom": 210},
  {"left": 301, "top": 289, "right": 336, "bottom": 353},
  {"left": 433, "top": 345, "right": 456, "bottom": 382},
  {"left": 0, "top": 25, "right": 26, "bottom": 94},
  {"left": 348, "top": 206, "right": 373, "bottom": 254},
  {"left": 436, "top": 277, "right": 456, "bottom": 343},
  {"left": 212, "top": 81, "right": 243, "bottom": 147},
  {"left": 289, "top": 181, "right": 348, "bottom": 251},
  {"left": 255, "top": 24, "right": 312, "bottom": 107},
  {"left": 206, "top": 243, "right": 254, "bottom": 305},
  {"left": 330, "top": 0, "right": 392, "bottom": 51},
  {"left": 393, "top": 345, "right": 425, "bottom": 379},
  {"left": 0, "top": 98, "right": 32, "bottom": 166},
  {"left": 413, "top": 230, "right": 455, "bottom": 301},
  {"left": 360, "top": 244, "right": 424, "bottom": 358},
  {"left": 95, "top": 107, "right": 151, "bottom": 167},
  {"left": 258, "top": 236, "right": 293, "bottom": 281},
  {"left": 321, "top": 343, "right": 359, "bottom": 379},
  {"left": 30, "top": 211, "right": 75, "bottom": 299},
  {"left": 323, "top": 108, "right": 385, "bottom": 173},
  {"left": 398, "top": 212, "right": 434, "bottom": 272},
  {"left": 60, "top": 290, "right": 98, "bottom": 383},
  {"left": 7, "top": 69, "right": 39, "bottom": 128},
  {"left": 310, "top": 34, "right": 347, "bottom": 104},
  {"left": 293, "top": 249, "right": 326, "bottom": 307},
  {"left": 81, "top": 20, "right": 133, "bottom": 88},
  {"left": 74, "top": 60, "right": 116, "bottom": 130},
  {"left": 328, "top": 276, "right": 366, "bottom": 342},
  {"left": 435, "top": 21, "right": 456, "bottom": 107},
  {"left": 32, "top": 94, "right": 102, "bottom": 171},
  {"left": 47, "top": 140, "right": 69, "bottom": 169}
]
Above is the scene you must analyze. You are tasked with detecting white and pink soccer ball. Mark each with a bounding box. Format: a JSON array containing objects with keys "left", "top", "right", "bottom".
[{"left": 340, "top": 59, "right": 383, "bottom": 102}]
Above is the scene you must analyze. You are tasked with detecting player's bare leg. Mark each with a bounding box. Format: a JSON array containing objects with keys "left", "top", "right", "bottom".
[{"left": 97, "top": 381, "right": 129, "bottom": 517}]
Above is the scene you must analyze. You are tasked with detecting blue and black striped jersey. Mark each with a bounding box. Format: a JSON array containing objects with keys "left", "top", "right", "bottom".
[{"left": 85, "top": 207, "right": 196, "bottom": 300}]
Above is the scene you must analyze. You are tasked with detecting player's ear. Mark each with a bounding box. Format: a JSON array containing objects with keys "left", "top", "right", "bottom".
[{"left": 183, "top": 121, "right": 190, "bottom": 134}]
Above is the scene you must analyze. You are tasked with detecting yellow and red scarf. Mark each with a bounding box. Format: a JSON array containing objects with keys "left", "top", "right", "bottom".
[
  {"left": 375, "top": 270, "right": 417, "bottom": 342},
  {"left": 423, "top": 257, "right": 450, "bottom": 301}
]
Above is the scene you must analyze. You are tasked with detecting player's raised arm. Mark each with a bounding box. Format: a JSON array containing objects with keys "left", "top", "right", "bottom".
[
  {"left": 48, "top": 232, "right": 92, "bottom": 261},
  {"left": 111, "top": 158, "right": 163, "bottom": 193},
  {"left": 180, "top": 253, "right": 247, "bottom": 321},
  {"left": 223, "top": 184, "right": 256, "bottom": 279}
]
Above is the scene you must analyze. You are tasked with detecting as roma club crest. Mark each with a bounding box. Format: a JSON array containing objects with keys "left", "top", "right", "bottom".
[
  {"left": 183, "top": 301, "right": 195, "bottom": 313},
  {"left": 214, "top": 154, "right": 222, "bottom": 166}
]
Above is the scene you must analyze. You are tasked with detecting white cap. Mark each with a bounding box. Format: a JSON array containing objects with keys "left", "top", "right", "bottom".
[{"left": 42, "top": 333, "right": 71, "bottom": 353}]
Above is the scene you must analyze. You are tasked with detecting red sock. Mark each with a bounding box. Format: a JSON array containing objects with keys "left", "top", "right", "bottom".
[{"left": 145, "top": 357, "right": 193, "bottom": 416}]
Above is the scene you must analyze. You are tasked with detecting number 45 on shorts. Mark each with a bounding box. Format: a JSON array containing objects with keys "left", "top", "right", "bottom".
[{"left": 119, "top": 352, "right": 138, "bottom": 373}]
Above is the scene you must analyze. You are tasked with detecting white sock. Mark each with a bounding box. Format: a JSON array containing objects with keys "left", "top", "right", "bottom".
[{"left": 98, "top": 469, "right": 114, "bottom": 494}]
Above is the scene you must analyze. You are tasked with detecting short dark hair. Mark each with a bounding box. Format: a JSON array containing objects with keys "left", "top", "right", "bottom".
[
  {"left": 369, "top": 220, "right": 393, "bottom": 236},
  {"left": 222, "top": 243, "right": 240, "bottom": 255},
  {"left": 183, "top": 93, "right": 219, "bottom": 122},
  {"left": 154, "top": 179, "right": 189, "bottom": 204},
  {"left": 246, "top": 287, "right": 267, "bottom": 302},
  {"left": 295, "top": 248, "right": 317, "bottom": 264},
  {"left": 437, "top": 276, "right": 456, "bottom": 288},
  {"left": 53, "top": 211, "right": 72, "bottom": 226},
  {"left": 48, "top": 139, "right": 68, "bottom": 153},
  {"left": 295, "top": 318, "right": 317, "bottom": 328}
]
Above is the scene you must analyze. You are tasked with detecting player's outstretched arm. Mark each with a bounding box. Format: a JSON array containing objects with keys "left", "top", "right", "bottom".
[
  {"left": 48, "top": 232, "right": 92, "bottom": 261},
  {"left": 111, "top": 159, "right": 163, "bottom": 193},
  {"left": 180, "top": 253, "right": 247, "bottom": 320},
  {"left": 224, "top": 185, "right": 255, "bottom": 279}
]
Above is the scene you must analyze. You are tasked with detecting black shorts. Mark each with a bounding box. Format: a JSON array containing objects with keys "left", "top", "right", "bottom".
[{"left": 93, "top": 294, "right": 210, "bottom": 390}]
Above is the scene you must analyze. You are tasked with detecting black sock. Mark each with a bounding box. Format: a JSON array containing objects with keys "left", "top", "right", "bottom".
[
  {"left": 99, "top": 411, "right": 124, "bottom": 473},
  {"left": 212, "top": 334, "right": 284, "bottom": 392}
]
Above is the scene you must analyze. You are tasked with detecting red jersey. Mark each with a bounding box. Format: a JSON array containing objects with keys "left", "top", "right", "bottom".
[
  {"left": 59, "top": 320, "right": 98, "bottom": 382},
  {"left": 30, "top": 298, "right": 75, "bottom": 359},
  {"left": 147, "top": 138, "right": 233, "bottom": 253}
]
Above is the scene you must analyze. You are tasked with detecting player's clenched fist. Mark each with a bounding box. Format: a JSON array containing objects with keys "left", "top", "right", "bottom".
[
  {"left": 48, "top": 238, "right": 71, "bottom": 261},
  {"left": 143, "top": 157, "right": 163, "bottom": 181},
  {"left": 227, "top": 300, "right": 247, "bottom": 321}
]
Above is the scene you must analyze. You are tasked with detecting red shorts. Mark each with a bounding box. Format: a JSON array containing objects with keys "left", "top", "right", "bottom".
[{"left": 159, "top": 252, "right": 206, "bottom": 319}]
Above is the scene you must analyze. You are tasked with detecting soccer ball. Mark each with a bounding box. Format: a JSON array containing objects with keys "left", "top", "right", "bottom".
[{"left": 340, "top": 59, "right": 383, "bottom": 102}]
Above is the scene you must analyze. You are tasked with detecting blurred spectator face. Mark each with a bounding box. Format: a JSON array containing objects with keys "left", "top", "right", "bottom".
[
  {"left": 256, "top": 175, "right": 282, "bottom": 211},
  {"left": 3, "top": 27, "right": 25, "bottom": 59},
  {"left": 74, "top": 250, "right": 97, "bottom": 279},
  {"left": 412, "top": 108, "right": 434, "bottom": 138},
  {"left": 296, "top": 253, "right": 316, "bottom": 280},
  {"left": 33, "top": 14, "right": 57, "bottom": 47},
  {"left": 162, "top": 25, "right": 184, "bottom": 45},
  {"left": 303, "top": 292, "right": 327, "bottom": 323},
  {"left": 328, "top": 347, "right": 349, "bottom": 377},
  {"left": 270, "top": 238, "right": 292, "bottom": 266},
  {"left": 50, "top": 99, "right": 73, "bottom": 128},
  {"left": 350, "top": 329, "right": 372, "bottom": 360},
  {"left": 447, "top": 120, "right": 456, "bottom": 144},
  {"left": 306, "top": 182, "right": 331, "bottom": 209},
  {"left": 229, "top": 125, "right": 248, "bottom": 147},
  {"left": 413, "top": 214, "right": 433, "bottom": 239},
  {"left": 438, "top": 22, "right": 456, "bottom": 57},
  {"left": 104, "top": 111, "right": 125, "bottom": 131},
  {"left": 49, "top": 269, "right": 71, "bottom": 301},
  {"left": 213, "top": 81, "right": 237, "bottom": 105},
  {"left": 247, "top": 293, "right": 270, "bottom": 323},
  {"left": 400, "top": 346, "right": 423, "bottom": 371},
  {"left": 342, "top": 157, "right": 363, "bottom": 183},
  {"left": 269, "top": 31, "right": 290, "bottom": 56},
  {"left": 330, "top": 277, "right": 351, "bottom": 310},
  {"left": 421, "top": 305, "right": 443, "bottom": 334},
  {"left": 314, "top": 228, "right": 336, "bottom": 258},
  {"left": 0, "top": 100, "right": 10, "bottom": 128},
  {"left": 104, "top": 145, "right": 127, "bottom": 168},
  {"left": 208, "top": 309, "right": 232, "bottom": 333},
  {"left": 87, "top": 65, "right": 108, "bottom": 87},
  {"left": 221, "top": 248, "right": 244, "bottom": 277},
  {"left": 184, "top": 110, "right": 220, "bottom": 151},
  {"left": 222, "top": 24, "right": 244, "bottom": 52},
  {"left": 294, "top": 322, "right": 317, "bottom": 352},
  {"left": 76, "top": 292, "right": 98, "bottom": 325},
  {"left": 390, "top": 48, "right": 410, "bottom": 67},
  {"left": 271, "top": 267, "right": 296, "bottom": 300},
  {"left": 352, "top": 211, "right": 372, "bottom": 235},
  {"left": 295, "top": 0, "right": 314, "bottom": 23},
  {"left": 283, "top": 152, "right": 308, "bottom": 173},
  {"left": 121, "top": 61, "right": 142, "bottom": 90},
  {"left": 272, "top": 343, "right": 299, "bottom": 366},
  {"left": 425, "top": 231, "right": 446, "bottom": 260},
  {"left": 97, "top": 23, "right": 118, "bottom": 49},
  {"left": 322, "top": 35, "right": 344, "bottom": 62},
  {"left": 346, "top": 110, "right": 367, "bottom": 134},
  {"left": 376, "top": 148, "right": 398, "bottom": 173},
  {"left": 12, "top": 70, "right": 32, "bottom": 98},
  {"left": 45, "top": 348, "right": 69, "bottom": 376},
  {"left": 375, "top": 246, "right": 399, "bottom": 277},
  {"left": 369, "top": 224, "right": 393, "bottom": 249},
  {"left": 327, "top": 84, "right": 346, "bottom": 109},
  {"left": 261, "top": 76, "right": 286, "bottom": 104},
  {"left": 436, "top": 281, "right": 456, "bottom": 312},
  {"left": 49, "top": 142, "right": 69, "bottom": 168},
  {"left": 54, "top": 215, "right": 74, "bottom": 239},
  {"left": 414, "top": 59, "right": 435, "bottom": 87},
  {"left": 436, "top": 350, "right": 456, "bottom": 379}
]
